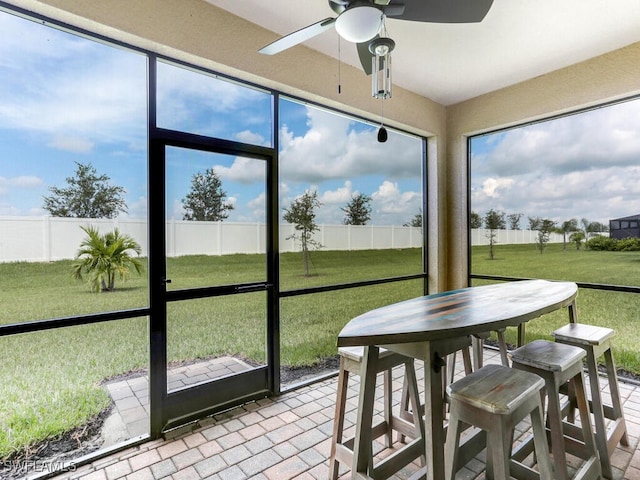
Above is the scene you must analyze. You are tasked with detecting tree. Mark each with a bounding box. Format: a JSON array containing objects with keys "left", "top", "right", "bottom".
[
  {"left": 484, "top": 209, "right": 505, "bottom": 260},
  {"left": 559, "top": 218, "right": 579, "bottom": 251},
  {"left": 182, "top": 167, "right": 233, "bottom": 221},
  {"left": 569, "top": 231, "right": 585, "bottom": 250},
  {"left": 283, "top": 190, "right": 323, "bottom": 276},
  {"left": 470, "top": 211, "right": 482, "bottom": 229},
  {"left": 43, "top": 162, "right": 127, "bottom": 218},
  {"left": 507, "top": 213, "right": 523, "bottom": 230},
  {"left": 404, "top": 209, "right": 423, "bottom": 228},
  {"left": 528, "top": 216, "right": 542, "bottom": 231},
  {"left": 72, "top": 225, "right": 143, "bottom": 292},
  {"left": 580, "top": 218, "right": 608, "bottom": 250},
  {"left": 342, "top": 193, "right": 372, "bottom": 225},
  {"left": 534, "top": 218, "right": 556, "bottom": 253}
]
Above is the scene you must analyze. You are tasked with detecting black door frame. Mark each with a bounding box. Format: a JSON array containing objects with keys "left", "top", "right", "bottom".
[{"left": 147, "top": 57, "right": 280, "bottom": 434}]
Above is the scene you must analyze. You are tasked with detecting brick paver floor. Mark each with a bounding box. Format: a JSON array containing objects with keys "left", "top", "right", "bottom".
[
  {"left": 43, "top": 348, "right": 640, "bottom": 479},
  {"left": 101, "top": 357, "right": 253, "bottom": 442}
]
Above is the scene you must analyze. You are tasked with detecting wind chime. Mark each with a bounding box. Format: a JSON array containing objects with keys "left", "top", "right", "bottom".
[{"left": 369, "top": 19, "right": 394, "bottom": 142}]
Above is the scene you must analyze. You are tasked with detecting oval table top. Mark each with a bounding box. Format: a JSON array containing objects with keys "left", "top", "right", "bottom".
[{"left": 337, "top": 279, "right": 578, "bottom": 347}]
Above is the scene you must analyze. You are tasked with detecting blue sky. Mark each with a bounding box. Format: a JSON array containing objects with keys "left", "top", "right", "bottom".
[{"left": 0, "top": 11, "right": 423, "bottom": 226}]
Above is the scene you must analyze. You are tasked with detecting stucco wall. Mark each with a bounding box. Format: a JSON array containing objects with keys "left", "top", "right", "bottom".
[{"left": 445, "top": 42, "right": 640, "bottom": 289}]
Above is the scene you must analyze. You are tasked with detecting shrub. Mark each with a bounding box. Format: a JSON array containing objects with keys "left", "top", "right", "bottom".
[
  {"left": 586, "top": 236, "right": 640, "bottom": 252},
  {"left": 586, "top": 235, "right": 617, "bottom": 251},
  {"left": 72, "top": 225, "right": 143, "bottom": 292},
  {"left": 616, "top": 237, "right": 640, "bottom": 251}
]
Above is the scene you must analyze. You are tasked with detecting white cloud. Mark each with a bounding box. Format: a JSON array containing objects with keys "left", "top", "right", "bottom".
[
  {"left": 235, "top": 130, "right": 268, "bottom": 146},
  {"left": 170, "top": 199, "right": 185, "bottom": 220},
  {"left": 8, "top": 176, "right": 43, "bottom": 188},
  {"left": 215, "top": 157, "right": 265, "bottom": 184},
  {"left": 244, "top": 192, "right": 266, "bottom": 221},
  {"left": 48, "top": 135, "right": 94, "bottom": 153},
  {"left": 371, "top": 180, "right": 421, "bottom": 223},
  {"left": 0, "top": 175, "right": 43, "bottom": 198},
  {"left": 248, "top": 192, "right": 265, "bottom": 210},
  {"left": 279, "top": 106, "right": 422, "bottom": 183},
  {"left": 0, "top": 202, "right": 21, "bottom": 215},
  {"left": 472, "top": 99, "right": 640, "bottom": 224},
  {"left": 482, "top": 177, "right": 514, "bottom": 198},
  {"left": 0, "top": 14, "right": 147, "bottom": 148},
  {"left": 124, "top": 196, "right": 148, "bottom": 219},
  {"left": 319, "top": 181, "right": 353, "bottom": 205}
]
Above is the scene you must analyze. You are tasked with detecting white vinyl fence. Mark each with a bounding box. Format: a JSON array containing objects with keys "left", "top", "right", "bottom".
[
  {"left": 470, "top": 228, "right": 564, "bottom": 246},
  {"left": 0, "top": 216, "right": 562, "bottom": 263},
  {"left": 0, "top": 216, "right": 422, "bottom": 262}
]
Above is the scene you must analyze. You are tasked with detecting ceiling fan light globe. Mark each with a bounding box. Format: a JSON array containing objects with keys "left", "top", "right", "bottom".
[
  {"left": 374, "top": 44, "right": 389, "bottom": 55},
  {"left": 335, "top": 5, "right": 383, "bottom": 43}
]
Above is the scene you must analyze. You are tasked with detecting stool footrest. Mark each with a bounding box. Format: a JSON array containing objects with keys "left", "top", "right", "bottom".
[
  {"left": 371, "top": 438, "right": 423, "bottom": 480},
  {"left": 606, "top": 418, "right": 629, "bottom": 454},
  {"left": 509, "top": 459, "right": 544, "bottom": 480},
  {"left": 560, "top": 422, "right": 600, "bottom": 460}
]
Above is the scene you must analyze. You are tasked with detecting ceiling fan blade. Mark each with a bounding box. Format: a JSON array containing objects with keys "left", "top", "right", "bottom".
[
  {"left": 382, "top": 3, "right": 405, "bottom": 17},
  {"left": 259, "top": 17, "right": 336, "bottom": 55},
  {"left": 399, "top": 0, "right": 493, "bottom": 23},
  {"left": 356, "top": 36, "right": 377, "bottom": 75}
]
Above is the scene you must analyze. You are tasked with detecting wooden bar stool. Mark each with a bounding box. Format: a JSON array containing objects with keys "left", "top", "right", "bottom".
[
  {"left": 445, "top": 363, "right": 553, "bottom": 480},
  {"left": 329, "top": 346, "right": 424, "bottom": 480},
  {"left": 553, "top": 323, "right": 629, "bottom": 479},
  {"left": 510, "top": 340, "right": 601, "bottom": 480}
]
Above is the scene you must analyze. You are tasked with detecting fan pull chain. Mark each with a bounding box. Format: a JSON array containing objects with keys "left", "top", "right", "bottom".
[{"left": 337, "top": 34, "right": 342, "bottom": 94}]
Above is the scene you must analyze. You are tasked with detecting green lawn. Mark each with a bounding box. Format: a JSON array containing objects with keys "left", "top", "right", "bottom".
[
  {"left": 0, "top": 249, "right": 423, "bottom": 458},
  {"left": 2, "top": 244, "right": 640, "bottom": 458},
  {"left": 472, "top": 242, "right": 640, "bottom": 374}
]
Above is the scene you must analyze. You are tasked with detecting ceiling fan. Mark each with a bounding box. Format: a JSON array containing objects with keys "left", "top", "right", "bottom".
[{"left": 258, "top": 0, "right": 494, "bottom": 74}]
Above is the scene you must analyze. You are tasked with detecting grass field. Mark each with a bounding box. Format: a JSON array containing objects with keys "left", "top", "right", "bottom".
[
  {"left": 472, "top": 242, "right": 640, "bottom": 374},
  {"left": 2, "top": 244, "right": 640, "bottom": 458}
]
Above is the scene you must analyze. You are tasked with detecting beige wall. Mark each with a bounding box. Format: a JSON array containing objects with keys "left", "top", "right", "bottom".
[
  {"left": 445, "top": 42, "right": 640, "bottom": 290},
  {"left": 7, "top": 1, "right": 640, "bottom": 292}
]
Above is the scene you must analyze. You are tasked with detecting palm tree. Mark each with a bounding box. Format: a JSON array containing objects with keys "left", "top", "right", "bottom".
[
  {"left": 72, "top": 225, "right": 143, "bottom": 292},
  {"left": 559, "top": 218, "right": 579, "bottom": 250}
]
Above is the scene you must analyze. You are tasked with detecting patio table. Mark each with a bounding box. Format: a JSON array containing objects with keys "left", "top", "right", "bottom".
[{"left": 337, "top": 279, "right": 578, "bottom": 480}]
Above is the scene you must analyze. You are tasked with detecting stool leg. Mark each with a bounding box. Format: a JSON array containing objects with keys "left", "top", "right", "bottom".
[
  {"left": 446, "top": 351, "right": 457, "bottom": 386},
  {"left": 383, "top": 368, "right": 393, "bottom": 447},
  {"left": 546, "top": 374, "right": 570, "bottom": 480},
  {"left": 405, "top": 359, "right": 426, "bottom": 465},
  {"left": 329, "top": 359, "right": 349, "bottom": 480},
  {"left": 352, "top": 346, "right": 379, "bottom": 477},
  {"left": 584, "top": 347, "right": 614, "bottom": 479},
  {"left": 397, "top": 373, "right": 410, "bottom": 443},
  {"left": 496, "top": 328, "right": 510, "bottom": 367},
  {"left": 461, "top": 346, "right": 473, "bottom": 374},
  {"left": 472, "top": 336, "right": 483, "bottom": 370},
  {"left": 604, "top": 347, "right": 629, "bottom": 447},
  {"left": 397, "top": 361, "right": 424, "bottom": 446},
  {"left": 487, "top": 417, "right": 511, "bottom": 480},
  {"left": 517, "top": 323, "right": 526, "bottom": 347},
  {"left": 444, "top": 403, "right": 463, "bottom": 480},
  {"left": 530, "top": 398, "right": 553, "bottom": 480},
  {"left": 573, "top": 373, "right": 600, "bottom": 474}
]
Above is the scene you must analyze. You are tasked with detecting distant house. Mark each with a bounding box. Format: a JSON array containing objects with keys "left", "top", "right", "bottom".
[{"left": 609, "top": 214, "right": 640, "bottom": 239}]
